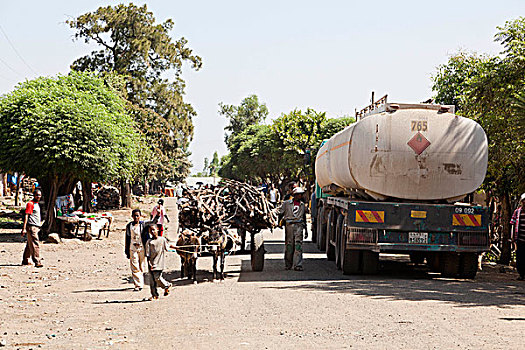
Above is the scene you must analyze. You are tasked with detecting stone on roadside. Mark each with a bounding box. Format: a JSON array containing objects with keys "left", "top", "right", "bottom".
[
  {"left": 0, "top": 339, "right": 7, "bottom": 347},
  {"left": 46, "top": 233, "right": 61, "bottom": 244}
]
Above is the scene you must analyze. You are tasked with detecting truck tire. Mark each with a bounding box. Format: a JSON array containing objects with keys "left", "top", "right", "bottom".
[
  {"left": 326, "top": 210, "right": 336, "bottom": 261},
  {"left": 250, "top": 231, "right": 265, "bottom": 271},
  {"left": 342, "top": 249, "right": 360, "bottom": 275},
  {"left": 335, "top": 213, "right": 344, "bottom": 269},
  {"left": 311, "top": 217, "right": 317, "bottom": 244},
  {"left": 427, "top": 253, "right": 440, "bottom": 272},
  {"left": 458, "top": 253, "right": 478, "bottom": 279},
  {"left": 441, "top": 252, "right": 460, "bottom": 277},
  {"left": 317, "top": 206, "right": 326, "bottom": 252},
  {"left": 361, "top": 251, "right": 379, "bottom": 274},
  {"left": 409, "top": 252, "right": 425, "bottom": 265}
]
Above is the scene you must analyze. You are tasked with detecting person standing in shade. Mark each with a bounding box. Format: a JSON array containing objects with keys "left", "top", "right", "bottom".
[
  {"left": 510, "top": 193, "right": 525, "bottom": 281},
  {"left": 276, "top": 187, "right": 307, "bottom": 271},
  {"left": 310, "top": 185, "right": 317, "bottom": 243},
  {"left": 125, "top": 209, "right": 150, "bottom": 291},
  {"left": 21, "top": 189, "right": 43, "bottom": 267},
  {"left": 269, "top": 184, "right": 280, "bottom": 207},
  {"left": 151, "top": 198, "right": 170, "bottom": 236}
]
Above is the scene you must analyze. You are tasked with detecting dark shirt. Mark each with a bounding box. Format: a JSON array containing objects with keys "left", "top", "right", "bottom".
[{"left": 519, "top": 211, "right": 525, "bottom": 243}]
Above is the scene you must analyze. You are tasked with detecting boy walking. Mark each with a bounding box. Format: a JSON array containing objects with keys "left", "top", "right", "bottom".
[
  {"left": 145, "top": 225, "right": 172, "bottom": 299},
  {"left": 125, "top": 209, "right": 150, "bottom": 291}
]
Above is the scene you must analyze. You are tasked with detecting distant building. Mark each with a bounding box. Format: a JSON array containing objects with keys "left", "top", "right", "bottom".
[{"left": 184, "top": 176, "right": 221, "bottom": 188}]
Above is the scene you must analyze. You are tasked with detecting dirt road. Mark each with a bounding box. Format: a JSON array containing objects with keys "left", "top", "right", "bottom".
[{"left": 1, "top": 197, "right": 524, "bottom": 349}]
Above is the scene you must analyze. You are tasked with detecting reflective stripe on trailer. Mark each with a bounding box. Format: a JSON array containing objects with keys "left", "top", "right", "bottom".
[
  {"left": 452, "top": 214, "right": 481, "bottom": 227},
  {"left": 355, "top": 210, "right": 385, "bottom": 223}
]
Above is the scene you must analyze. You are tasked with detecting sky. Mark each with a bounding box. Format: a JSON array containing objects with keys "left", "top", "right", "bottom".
[{"left": 0, "top": 1, "right": 523, "bottom": 173}]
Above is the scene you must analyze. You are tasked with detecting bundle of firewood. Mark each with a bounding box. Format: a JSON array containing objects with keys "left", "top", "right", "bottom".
[
  {"left": 178, "top": 179, "right": 278, "bottom": 233},
  {"left": 95, "top": 186, "right": 120, "bottom": 210}
]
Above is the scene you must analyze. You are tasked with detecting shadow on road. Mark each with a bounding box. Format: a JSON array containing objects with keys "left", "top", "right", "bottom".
[
  {"left": 73, "top": 287, "right": 134, "bottom": 293},
  {"left": 93, "top": 299, "right": 148, "bottom": 304},
  {"left": 238, "top": 241, "right": 525, "bottom": 308},
  {"left": 0, "top": 232, "right": 24, "bottom": 243},
  {"left": 118, "top": 267, "right": 238, "bottom": 287}
]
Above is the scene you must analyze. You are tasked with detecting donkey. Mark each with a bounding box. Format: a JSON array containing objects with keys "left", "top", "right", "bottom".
[
  {"left": 175, "top": 230, "right": 200, "bottom": 283},
  {"left": 202, "top": 226, "right": 242, "bottom": 280},
  {"left": 202, "top": 225, "right": 233, "bottom": 280}
]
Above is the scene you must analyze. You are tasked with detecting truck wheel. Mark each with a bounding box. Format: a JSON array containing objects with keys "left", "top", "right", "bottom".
[
  {"left": 311, "top": 217, "right": 317, "bottom": 244},
  {"left": 326, "top": 210, "right": 336, "bottom": 261},
  {"left": 317, "top": 206, "right": 326, "bottom": 252},
  {"left": 362, "top": 251, "right": 379, "bottom": 274},
  {"left": 250, "top": 231, "right": 265, "bottom": 271},
  {"left": 440, "top": 252, "right": 460, "bottom": 277},
  {"left": 427, "top": 253, "right": 440, "bottom": 272},
  {"left": 458, "top": 253, "right": 478, "bottom": 279},
  {"left": 409, "top": 252, "right": 425, "bottom": 265},
  {"left": 335, "top": 213, "right": 344, "bottom": 269},
  {"left": 342, "top": 249, "right": 360, "bottom": 275},
  {"left": 238, "top": 228, "right": 247, "bottom": 252}
]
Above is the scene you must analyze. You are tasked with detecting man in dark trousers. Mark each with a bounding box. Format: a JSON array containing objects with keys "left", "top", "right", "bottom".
[
  {"left": 21, "top": 189, "right": 43, "bottom": 267},
  {"left": 276, "top": 187, "right": 307, "bottom": 271},
  {"left": 510, "top": 193, "right": 525, "bottom": 280}
]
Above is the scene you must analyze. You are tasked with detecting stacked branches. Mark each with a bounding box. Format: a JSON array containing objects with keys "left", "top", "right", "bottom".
[
  {"left": 95, "top": 186, "right": 120, "bottom": 210},
  {"left": 178, "top": 179, "right": 278, "bottom": 233}
]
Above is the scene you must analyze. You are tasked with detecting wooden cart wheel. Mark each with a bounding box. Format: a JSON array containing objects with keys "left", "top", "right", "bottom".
[{"left": 250, "top": 231, "right": 265, "bottom": 271}]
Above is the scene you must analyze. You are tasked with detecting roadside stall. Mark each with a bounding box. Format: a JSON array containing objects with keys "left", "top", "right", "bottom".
[{"left": 55, "top": 194, "right": 113, "bottom": 240}]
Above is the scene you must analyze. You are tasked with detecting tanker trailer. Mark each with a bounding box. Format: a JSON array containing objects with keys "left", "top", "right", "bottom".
[{"left": 314, "top": 96, "right": 489, "bottom": 278}]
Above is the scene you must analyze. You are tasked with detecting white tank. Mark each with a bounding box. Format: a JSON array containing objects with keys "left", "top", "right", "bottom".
[{"left": 315, "top": 104, "right": 488, "bottom": 201}]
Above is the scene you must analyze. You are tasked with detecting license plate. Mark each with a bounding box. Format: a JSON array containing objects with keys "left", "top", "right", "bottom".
[{"left": 408, "top": 232, "right": 428, "bottom": 244}]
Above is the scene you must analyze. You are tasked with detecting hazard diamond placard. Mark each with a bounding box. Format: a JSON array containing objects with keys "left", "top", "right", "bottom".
[{"left": 407, "top": 132, "right": 431, "bottom": 155}]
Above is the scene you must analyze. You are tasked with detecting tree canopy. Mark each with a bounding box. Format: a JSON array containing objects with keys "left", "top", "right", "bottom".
[
  {"left": 220, "top": 94, "right": 269, "bottom": 146},
  {"left": 431, "top": 16, "right": 525, "bottom": 263},
  {"left": 432, "top": 17, "right": 525, "bottom": 197},
  {"left": 219, "top": 97, "right": 354, "bottom": 185},
  {"left": 0, "top": 72, "right": 142, "bottom": 233},
  {"left": 67, "top": 3, "right": 201, "bottom": 181}
]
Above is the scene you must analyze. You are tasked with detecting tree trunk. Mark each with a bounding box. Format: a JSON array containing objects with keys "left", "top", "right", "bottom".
[
  {"left": 40, "top": 175, "right": 60, "bottom": 239},
  {"left": 499, "top": 191, "right": 512, "bottom": 265},
  {"left": 144, "top": 176, "right": 150, "bottom": 196},
  {"left": 120, "top": 179, "right": 132, "bottom": 208},
  {"left": 82, "top": 180, "right": 94, "bottom": 213},
  {"left": 150, "top": 179, "right": 156, "bottom": 194},
  {"left": 39, "top": 174, "right": 78, "bottom": 238}
]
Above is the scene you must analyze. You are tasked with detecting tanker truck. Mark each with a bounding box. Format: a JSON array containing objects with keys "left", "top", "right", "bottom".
[{"left": 313, "top": 95, "right": 489, "bottom": 278}]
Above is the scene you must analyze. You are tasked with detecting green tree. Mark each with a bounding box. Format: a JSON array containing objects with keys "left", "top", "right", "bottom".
[
  {"left": 272, "top": 109, "right": 354, "bottom": 180},
  {"left": 203, "top": 157, "right": 209, "bottom": 175},
  {"left": 431, "top": 17, "right": 525, "bottom": 264},
  {"left": 432, "top": 51, "right": 487, "bottom": 109},
  {"left": 219, "top": 112, "right": 354, "bottom": 187},
  {"left": 67, "top": 3, "right": 202, "bottom": 182},
  {"left": 220, "top": 95, "right": 268, "bottom": 146},
  {"left": 209, "top": 151, "right": 220, "bottom": 176},
  {"left": 0, "top": 72, "right": 142, "bottom": 235},
  {"left": 219, "top": 124, "right": 290, "bottom": 183}
]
